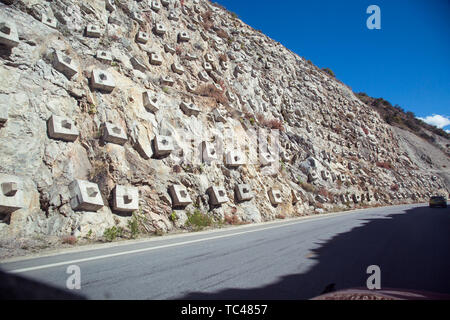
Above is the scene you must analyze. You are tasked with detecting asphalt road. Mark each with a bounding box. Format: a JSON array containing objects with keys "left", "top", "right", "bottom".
[{"left": 1, "top": 203, "right": 450, "bottom": 299}]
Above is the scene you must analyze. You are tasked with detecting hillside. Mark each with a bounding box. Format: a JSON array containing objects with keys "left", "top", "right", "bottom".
[
  {"left": 0, "top": 0, "right": 449, "bottom": 258},
  {"left": 356, "top": 92, "right": 450, "bottom": 155}
]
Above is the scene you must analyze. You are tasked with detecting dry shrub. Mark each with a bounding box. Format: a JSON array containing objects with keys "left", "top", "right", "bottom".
[
  {"left": 315, "top": 202, "right": 324, "bottom": 209},
  {"left": 275, "top": 214, "right": 286, "bottom": 219},
  {"left": 265, "top": 119, "right": 284, "bottom": 131},
  {"left": 200, "top": 10, "right": 214, "bottom": 30},
  {"left": 175, "top": 45, "right": 182, "bottom": 55},
  {"left": 195, "top": 84, "right": 228, "bottom": 104},
  {"left": 255, "top": 113, "right": 285, "bottom": 131},
  {"left": 215, "top": 28, "right": 230, "bottom": 40},
  {"left": 317, "top": 188, "right": 335, "bottom": 202},
  {"left": 61, "top": 235, "right": 77, "bottom": 245},
  {"left": 218, "top": 53, "right": 228, "bottom": 62},
  {"left": 376, "top": 161, "right": 392, "bottom": 169},
  {"left": 390, "top": 184, "right": 399, "bottom": 191},
  {"left": 224, "top": 214, "right": 247, "bottom": 225}
]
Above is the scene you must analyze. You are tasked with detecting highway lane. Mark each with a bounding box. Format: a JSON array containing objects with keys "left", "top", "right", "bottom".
[{"left": 1, "top": 203, "right": 449, "bottom": 299}]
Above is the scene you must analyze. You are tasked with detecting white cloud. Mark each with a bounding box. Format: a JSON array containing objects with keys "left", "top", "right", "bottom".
[{"left": 417, "top": 114, "right": 450, "bottom": 129}]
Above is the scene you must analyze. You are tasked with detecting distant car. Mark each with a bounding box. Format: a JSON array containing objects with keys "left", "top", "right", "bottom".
[{"left": 429, "top": 196, "right": 447, "bottom": 208}]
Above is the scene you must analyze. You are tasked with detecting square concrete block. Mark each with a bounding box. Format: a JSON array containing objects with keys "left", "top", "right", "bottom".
[
  {"left": 226, "top": 90, "right": 236, "bottom": 102},
  {"left": 142, "top": 91, "right": 160, "bottom": 113},
  {"left": 178, "top": 31, "right": 190, "bottom": 42},
  {"left": 321, "top": 170, "right": 330, "bottom": 180},
  {"left": 207, "top": 186, "right": 229, "bottom": 205},
  {"left": 226, "top": 150, "right": 245, "bottom": 167},
  {"left": 69, "top": 179, "right": 104, "bottom": 211},
  {"left": 201, "top": 141, "right": 217, "bottom": 162},
  {"left": 0, "top": 175, "right": 24, "bottom": 214},
  {"left": 292, "top": 189, "right": 302, "bottom": 204},
  {"left": 102, "top": 122, "right": 127, "bottom": 145},
  {"left": 153, "top": 135, "right": 174, "bottom": 157},
  {"left": 136, "top": 31, "right": 149, "bottom": 44},
  {"left": 212, "top": 108, "right": 226, "bottom": 123},
  {"left": 164, "top": 43, "right": 175, "bottom": 54},
  {"left": 185, "top": 53, "right": 198, "bottom": 61},
  {"left": 42, "top": 14, "right": 57, "bottom": 29},
  {"left": 91, "top": 69, "right": 115, "bottom": 92},
  {"left": 161, "top": 76, "right": 174, "bottom": 86},
  {"left": 235, "top": 184, "right": 253, "bottom": 202},
  {"left": 198, "top": 70, "right": 209, "bottom": 81},
  {"left": 130, "top": 56, "right": 147, "bottom": 72},
  {"left": 168, "top": 10, "right": 179, "bottom": 21},
  {"left": 260, "top": 152, "right": 275, "bottom": 166},
  {"left": 169, "top": 184, "right": 192, "bottom": 207},
  {"left": 150, "top": 53, "right": 163, "bottom": 65},
  {"left": 171, "top": 62, "right": 184, "bottom": 75},
  {"left": 204, "top": 53, "right": 214, "bottom": 63},
  {"left": 203, "top": 62, "right": 213, "bottom": 72},
  {"left": 220, "top": 60, "right": 229, "bottom": 70},
  {"left": 352, "top": 193, "right": 361, "bottom": 203},
  {"left": 151, "top": 0, "right": 161, "bottom": 12},
  {"left": 308, "top": 171, "right": 318, "bottom": 182},
  {"left": 234, "top": 65, "right": 244, "bottom": 76},
  {"left": 186, "top": 82, "right": 197, "bottom": 93},
  {"left": 105, "top": 0, "right": 115, "bottom": 12},
  {"left": 180, "top": 101, "right": 200, "bottom": 116},
  {"left": 131, "top": 12, "right": 144, "bottom": 24},
  {"left": 96, "top": 50, "right": 113, "bottom": 63},
  {"left": 154, "top": 23, "right": 166, "bottom": 36},
  {"left": 47, "top": 115, "right": 79, "bottom": 142},
  {"left": 0, "top": 20, "right": 19, "bottom": 47},
  {"left": 268, "top": 189, "right": 283, "bottom": 205},
  {"left": 53, "top": 51, "right": 78, "bottom": 79},
  {"left": 86, "top": 24, "right": 102, "bottom": 38},
  {"left": 113, "top": 185, "right": 139, "bottom": 213}
]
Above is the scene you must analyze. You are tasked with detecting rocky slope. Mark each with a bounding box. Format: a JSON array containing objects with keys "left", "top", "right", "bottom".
[{"left": 0, "top": 0, "right": 449, "bottom": 255}]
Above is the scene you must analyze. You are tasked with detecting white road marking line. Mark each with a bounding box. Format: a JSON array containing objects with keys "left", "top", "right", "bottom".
[{"left": 8, "top": 211, "right": 361, "bottom": 274}]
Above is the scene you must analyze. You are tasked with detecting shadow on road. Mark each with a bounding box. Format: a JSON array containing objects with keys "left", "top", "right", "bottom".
[{"left": 180, "top": 205, "right": 450, "bottom": 299}]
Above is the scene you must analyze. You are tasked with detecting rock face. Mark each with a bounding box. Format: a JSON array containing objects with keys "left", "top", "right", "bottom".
[{"left": 0, "top": 0, "right": 449, "bottom": 245}]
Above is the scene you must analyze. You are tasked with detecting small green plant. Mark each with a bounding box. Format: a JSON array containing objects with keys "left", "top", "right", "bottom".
[
  {"left": 186, "top": 209, "right": 213, "bottom": 231},
  {"left": 86, "top": 229, "right": 93, "bottom": 239},
  {"left": 128, "top": 213, "right": 140, "bottom": 239},
  {"left": 170, "top": 211, "right": 178, "bottom": 222},
  {"left": 162, "top": 86, "right": 170, "bottom": 94},
  {"left": 249, "top": 117, "right": 255, "bottom": 125},
  {"left": 88, "top": 103, "right": 97, "bottom": 115},
  {"left": 111, "top": 61, "right": 118, "bottom": 67},
  {"left": 322, "top": 67, "right": 335, "bottom": 78},
  {"left": 103, "top": 226, "right": 123, "bottom": 242}
]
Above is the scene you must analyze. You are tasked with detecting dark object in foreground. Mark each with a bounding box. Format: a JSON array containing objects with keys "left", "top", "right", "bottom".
[
  {"left": 0, "top": 269, "right": 85, "bottom": 300},
  {"left": 429, "top": 196, "right": 448, "bottom": 208},
  {"left": 312, "top": 287, "right": 450, "bottom": 300}
]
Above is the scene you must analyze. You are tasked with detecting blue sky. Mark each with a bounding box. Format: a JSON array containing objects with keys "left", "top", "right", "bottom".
[{"left": 215, "top": 0, "right": 450, "bottom": 132}]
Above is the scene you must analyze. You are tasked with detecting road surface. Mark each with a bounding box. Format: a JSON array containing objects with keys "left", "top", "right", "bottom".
[{"left": 1, "top": 203, "right": 449, "bottom": 299}]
